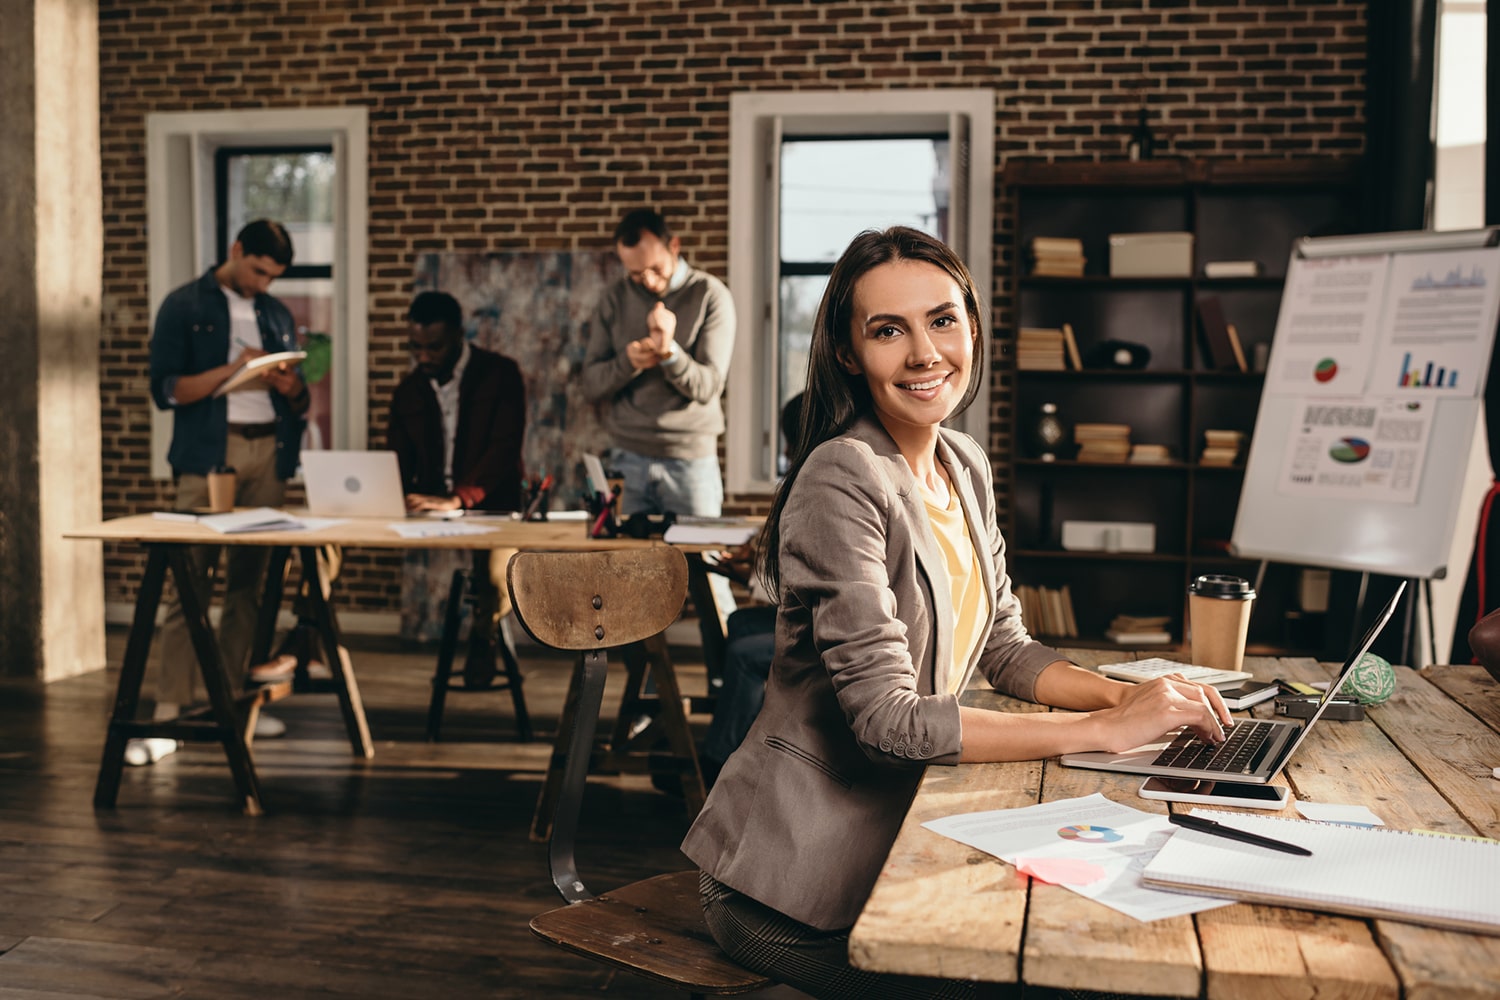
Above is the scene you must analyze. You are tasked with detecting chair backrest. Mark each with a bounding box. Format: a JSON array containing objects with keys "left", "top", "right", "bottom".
[
  {"left": 507, "top": 547, "right": 689, "bottom": 652},
  {"left": 507, "top": 546, "right": 689, "bottom": 903}
]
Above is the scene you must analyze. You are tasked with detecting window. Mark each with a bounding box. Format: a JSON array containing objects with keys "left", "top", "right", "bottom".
[
  {"left": 216, "top": 146, "right": 338, "bottom": 450},
  {"left": 146, "top": 108, "right": 368, "bottom": 477},
  {"left": 726, "top": 90, "right": 994, "bottom": 494}
]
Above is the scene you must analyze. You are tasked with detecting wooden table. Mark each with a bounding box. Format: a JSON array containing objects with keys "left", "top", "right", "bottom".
[
  {"left": 67, "top": 513, "right": 727, "bottom": 817},
  {"left": 850, "top": 651, "right": 1500, "bottom": 998}
]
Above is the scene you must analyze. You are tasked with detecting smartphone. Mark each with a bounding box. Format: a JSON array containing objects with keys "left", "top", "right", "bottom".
[{"left": 1138, "top": 776, "right": 1290, "bottom": 810}]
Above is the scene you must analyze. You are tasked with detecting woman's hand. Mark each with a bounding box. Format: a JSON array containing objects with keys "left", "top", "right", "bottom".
[{"left": 1093, "top": 675, "right": 1231, "bottom": 753}]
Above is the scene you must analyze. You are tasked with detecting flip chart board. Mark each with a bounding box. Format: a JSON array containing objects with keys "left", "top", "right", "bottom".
[{"left": 1231, "top": 227, "right": 1500, "bottom": 579}]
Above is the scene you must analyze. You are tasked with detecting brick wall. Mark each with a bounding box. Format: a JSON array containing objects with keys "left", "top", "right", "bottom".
[{"left": 98, "top": 0, "right": 1368, "bottom": 620}]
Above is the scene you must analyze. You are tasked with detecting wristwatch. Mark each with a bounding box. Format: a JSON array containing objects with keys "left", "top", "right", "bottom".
[{"left": 661, "top": 340, "right": 680, "bottom": 362}]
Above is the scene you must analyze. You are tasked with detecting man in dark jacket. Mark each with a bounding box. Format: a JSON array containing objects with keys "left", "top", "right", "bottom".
[
  {"left": 389, "top": 291, "right": 526, "bottom": 685},
  {"left": 133, "top": 220, "right": 309, "bottom": 766}
]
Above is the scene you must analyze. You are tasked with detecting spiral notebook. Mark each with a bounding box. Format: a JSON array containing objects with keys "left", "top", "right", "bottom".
[{"left": 1141, "top": 809, "right": 1500, "bottom": 934}]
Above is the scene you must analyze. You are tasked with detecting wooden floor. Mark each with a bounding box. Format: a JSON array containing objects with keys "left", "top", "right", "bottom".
[{"left": 0, "top": 628, "right": 809, "bottom": 999}]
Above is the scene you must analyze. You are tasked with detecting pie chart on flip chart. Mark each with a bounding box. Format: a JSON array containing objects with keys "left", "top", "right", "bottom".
[
  {"left": 1314, "top": 358, "right": 1338, "bottom": 383},
  {"left": 1329, "top": 437, "right": 1371, "bottom": 463},
  {"left": 1056, "top": 823, "right": 1123, "bottom": 843}
]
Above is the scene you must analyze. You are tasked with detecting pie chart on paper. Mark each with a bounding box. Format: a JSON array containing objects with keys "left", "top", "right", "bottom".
[
  {"left": 1328, "top": 437, "right": 1371, "bottom": 463},
  {"left": 1313, "top": 358, "right": 1338, "bottom": 383},
  {"left": 1056, "top": 823, "right": 1123, "bottom": 843}
]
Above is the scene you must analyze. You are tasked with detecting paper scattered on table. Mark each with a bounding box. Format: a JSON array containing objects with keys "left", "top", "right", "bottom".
[
  {"left": 1015, "top": 856, "right": 1107, "bottom": 886},
  {"left": 152, "top": 511, "right": 200, "bottom": 523},
  {"left": 1294, "top": 801, "right": 1385, "bottom": 826},
  {"left": 1492, "top": 767, "right": 1500, "bottom": 780},
  {"left": 663, "top": 520, "right": 759, "bottom": 546},
  {"left": 388, "top": 520, "right": 498, "bottom": 539},
  {"left": 923, "top": 792, "right": 1234, "bottom": 921},
  {"left": 297, "top": 517, "right": 347, "bottom": 532},
  {"left": 199, "top": 507, "right": 306, "bottom": 533}
]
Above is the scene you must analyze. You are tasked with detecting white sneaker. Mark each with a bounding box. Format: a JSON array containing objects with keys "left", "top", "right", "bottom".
[
  {"left": 124, "top": 738, "right": 179, "bottom": 767},
  {"left": 254, "top": 713, "right": 287, "bottom": 739}
]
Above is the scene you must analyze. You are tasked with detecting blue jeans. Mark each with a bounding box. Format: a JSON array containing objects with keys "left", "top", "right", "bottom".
[
  {"left": 702, "top": 605, "right": 777, "bottom": 765},
  {"left": 609, "top": 448, "right": 737, "bottom": 636},
  {"left": 609, "top": 449, "right": 724, "bottom": 520}
]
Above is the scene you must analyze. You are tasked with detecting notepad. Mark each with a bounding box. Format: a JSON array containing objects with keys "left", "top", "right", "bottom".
[{"left": 1141, "top": 809, "right": 1500, "bottom": 934}]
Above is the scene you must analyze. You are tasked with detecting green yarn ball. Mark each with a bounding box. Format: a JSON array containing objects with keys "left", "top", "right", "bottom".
[{"left": 1343, "top": 652, "right": 1396, "bottom": 705}]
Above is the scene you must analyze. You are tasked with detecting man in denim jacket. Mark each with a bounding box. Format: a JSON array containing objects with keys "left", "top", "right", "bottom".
[{"left": 133, "top": 220, "right": 309, "bottom": 765}]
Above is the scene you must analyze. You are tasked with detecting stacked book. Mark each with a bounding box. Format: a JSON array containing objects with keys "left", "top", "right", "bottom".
[
  {"left": 1017, "top": 327, "right": 1068, "bottom": 371},
  {"left": 1028, "top": 236, "right": 1086, "bottom": 277},
  {"left": 1200, "top": 428, "right": 1245, "bottom": 466},
  {"left": 1074, "top": 422, "right": 1131, "bottom": 463},
  {"left": 1128, "top": 443, "right": 1172, "bottom": 464},
  {"left": 1104, "top": 614, "right": 1173, "bottom": 645},
  {"left": 1014, "top": 583, "right": 1078, "bottom": 639}
]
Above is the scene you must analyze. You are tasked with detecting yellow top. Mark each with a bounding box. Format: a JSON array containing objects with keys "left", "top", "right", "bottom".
[{"left": 920, "top": 481, "right": 989, "bottom": 694}]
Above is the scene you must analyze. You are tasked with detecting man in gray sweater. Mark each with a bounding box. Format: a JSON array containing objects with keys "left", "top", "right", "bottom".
[{"left": 582, "top": 208, "right": 738, "bottom": 632}]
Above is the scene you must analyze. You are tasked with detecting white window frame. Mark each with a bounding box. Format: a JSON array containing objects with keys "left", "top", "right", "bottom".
[
  {"left": 726, "top": 89, "right": 995, "bottom": 495},
  {"left": 145, "top": 107, "right": 369, "bottom": 478}
]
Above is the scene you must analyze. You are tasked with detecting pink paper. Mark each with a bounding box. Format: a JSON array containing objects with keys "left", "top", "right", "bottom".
[{"left": 1014, "top": 856, "right": 1107, "bottom": 886}]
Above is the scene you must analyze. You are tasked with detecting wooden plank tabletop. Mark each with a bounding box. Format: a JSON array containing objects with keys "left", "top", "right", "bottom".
[
  {"left": 850, "top": 654, "right": 1500, "bottom": 999},
  {"left": 64, "top": 512, "right": 728, "bottom": 551}
]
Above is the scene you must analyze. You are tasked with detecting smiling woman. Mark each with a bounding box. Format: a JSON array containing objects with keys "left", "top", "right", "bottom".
[{"left": 680, "top": 227, "right": 1232, "bottom": 999}]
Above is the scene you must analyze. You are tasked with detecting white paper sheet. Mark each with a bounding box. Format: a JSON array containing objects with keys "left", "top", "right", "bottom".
[
  {"left": 923, "top": 792, "right": 1234, "bottom": 921},
  {"left": 387, "top": 521, "right": 499, "bottom": 539}
]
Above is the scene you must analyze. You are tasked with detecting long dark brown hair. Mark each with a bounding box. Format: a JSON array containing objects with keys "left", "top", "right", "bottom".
[{"left": 757, "top": 226, "right": 986, "bottom": 598}]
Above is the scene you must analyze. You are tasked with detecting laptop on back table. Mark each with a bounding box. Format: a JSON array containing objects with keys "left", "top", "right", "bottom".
[
  {"left": 1059, "top": 581, "right": 1405, "bottom": 783},
  {"left": 301, "top": 450, "right": 409, "bottom": 519}
]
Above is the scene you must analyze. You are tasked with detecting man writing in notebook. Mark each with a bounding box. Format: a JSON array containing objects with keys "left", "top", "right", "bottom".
[
  {"left": 388, "top": 290, "right": 527, "bottom": 687},
  {"left": 133, "top": 219, "right": 309, "bottom": 765}
]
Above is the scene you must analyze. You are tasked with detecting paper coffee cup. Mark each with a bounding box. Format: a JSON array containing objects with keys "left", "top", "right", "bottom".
[
  {"left": 1189, "top": 574, "right": 1255, "bottom": 673},
  {"left": 206, "top": 469, "right": 237, "bottom": 513}
]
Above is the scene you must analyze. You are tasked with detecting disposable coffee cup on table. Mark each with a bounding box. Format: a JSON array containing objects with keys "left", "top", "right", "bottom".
[
  {"left": 1188, "top": 574, "right": 1255, "bottom": 672},
  {"left": 206, "top": 466, "right": 237, "bottom": 513}
]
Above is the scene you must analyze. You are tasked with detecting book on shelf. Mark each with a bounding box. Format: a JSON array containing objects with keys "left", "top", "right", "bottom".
[
  {"left": 1225, "top": 323, "right": 1249, "bottom": 373},
  {"left": 1030, "top": 236, "right": 1085, "bottom": 255},
  {"left": 1194, "top": 296, "right": 1238, "bottom": 371},
  {"left": 1202, "top": 259, "right": 1264, "bottom": 279},
  {"left": 1017, "top": 327, "right": 1069, "bottom": 370},
  {"left": 1203, "top": 428, "right": 1245, "bottom": 448},
  {"left": 213, "top": 350, "right": 307, "bottom": 397},
  {"left": 1105, "top": 628, "right": 1173, "bottom": 645},
  {"left": 1199, "top": 447, "right": 1240, "bottom": 467},
  {"left": 1072, "top": 422, "right": 1132, "bottom": 463},
  {"left": 1128, "top": 443, "right": 1172, "bottom": 464},
  {"left": 1061, "top": 323, "right": 1083, "bottom": 370},
  {"left": 1015, "top": 583, "right": 1077, "bottom": 639},
  {"left": 1028, "top": 236, "right": 1086, "bottom": 277}
]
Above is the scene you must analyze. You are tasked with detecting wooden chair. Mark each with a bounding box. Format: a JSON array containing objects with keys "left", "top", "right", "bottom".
[{"left": 509, "top": 547, "right": 772, "bottom": 998}]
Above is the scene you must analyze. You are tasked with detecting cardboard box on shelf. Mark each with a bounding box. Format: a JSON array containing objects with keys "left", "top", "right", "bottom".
[{"left": 1108, "top": 232, "right": 1194, "bottom": 278}]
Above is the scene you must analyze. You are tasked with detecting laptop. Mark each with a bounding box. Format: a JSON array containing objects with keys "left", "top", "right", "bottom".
[
  {"left": 1059, "top": 580, "right": 1405, "bottom": 783},
  {"left": 301, "top": 450, "right": 409, "bottom": 519}
]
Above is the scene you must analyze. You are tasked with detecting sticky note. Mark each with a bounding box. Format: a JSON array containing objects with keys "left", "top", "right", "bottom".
[{"left": 1014, "top": 856, "right": 1107, "bottom": 886}]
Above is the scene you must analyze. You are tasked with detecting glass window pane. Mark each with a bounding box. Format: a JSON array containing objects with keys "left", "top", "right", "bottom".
[
  {"left": 777, "top": 275, "right": 827, "bottom": 470},
  {"left": 779, "top": 138, "right": 948, "bottom": 263},
  {"left": 267, "top": 276, "right": 336, "bottom": 451},
  {"left": 224, "top": 151, "right": 335, "bottom": 265}
]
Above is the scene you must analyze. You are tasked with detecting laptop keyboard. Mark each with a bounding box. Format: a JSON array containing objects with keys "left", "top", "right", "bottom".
[{"left": 1151, "top": 720, "right": 1277, "bottom": 774}]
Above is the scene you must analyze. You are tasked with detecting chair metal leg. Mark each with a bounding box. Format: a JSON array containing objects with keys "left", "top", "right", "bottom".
[{"left": 548, "top": 649, "right": 609, "bottom": 903}]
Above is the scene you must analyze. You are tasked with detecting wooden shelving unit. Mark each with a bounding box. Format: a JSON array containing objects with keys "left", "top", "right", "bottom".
[{"left": 1003, "top": 158, "right": 1362, "bottom": 654}]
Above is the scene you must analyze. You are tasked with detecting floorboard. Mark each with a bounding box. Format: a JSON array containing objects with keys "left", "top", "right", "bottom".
[{"left": 0, "top": 629, "right": 809, "bottom": 998}]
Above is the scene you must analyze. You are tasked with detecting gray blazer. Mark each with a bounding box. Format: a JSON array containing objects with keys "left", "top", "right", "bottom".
[{"left": 682, "top": 415, "right": 1063, "bottom": 930}]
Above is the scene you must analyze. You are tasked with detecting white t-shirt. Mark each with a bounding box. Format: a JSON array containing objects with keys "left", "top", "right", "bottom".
[
  {"left": 223, "top": 286, "right": 277, "bottom": 425},
  {"left": 429, "top": 340, "right": 471, "bottom": 492}
]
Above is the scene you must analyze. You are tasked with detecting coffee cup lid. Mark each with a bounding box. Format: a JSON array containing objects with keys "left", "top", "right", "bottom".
[{"left": 1190, "top": 574, "right": 1255, "bottom": 600}]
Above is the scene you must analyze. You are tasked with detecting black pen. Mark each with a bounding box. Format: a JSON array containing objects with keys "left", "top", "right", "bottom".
[{"left": 1169, "top": 813, "right": 1312, "bottom": 856}]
